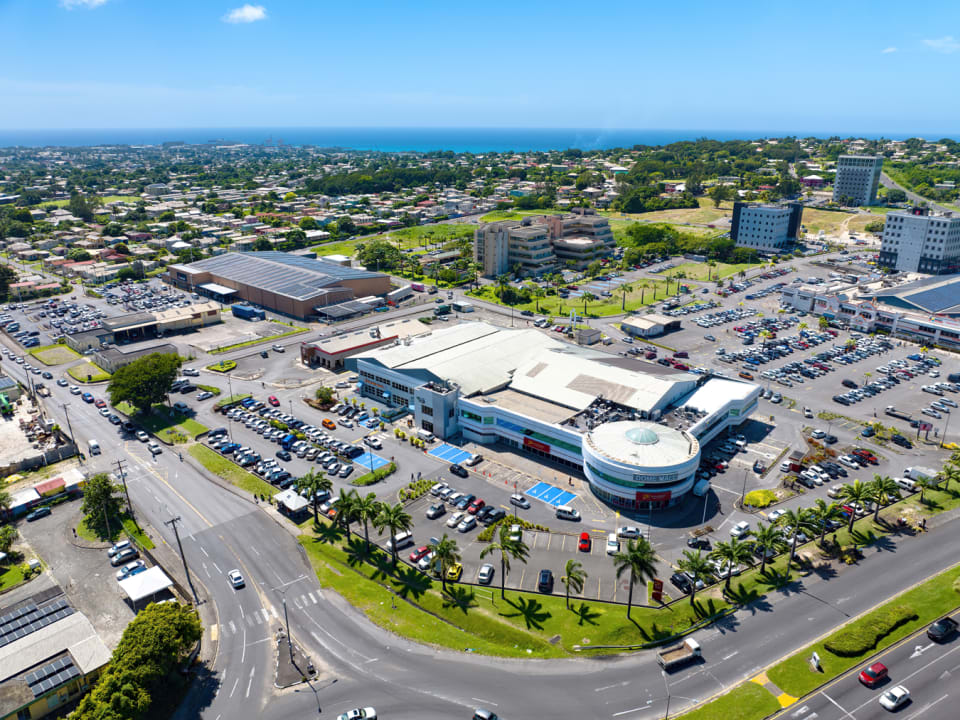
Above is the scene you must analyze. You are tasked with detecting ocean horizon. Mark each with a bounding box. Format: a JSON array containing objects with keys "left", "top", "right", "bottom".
[{"left": 0, "top": 127, "right": 946, "bottom": 153}]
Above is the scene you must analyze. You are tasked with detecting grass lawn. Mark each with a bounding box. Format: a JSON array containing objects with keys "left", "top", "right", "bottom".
[
  {"left": 115, "top": 402, "right": 208, "bottom": 443},
  {"left": 603, "top": 198, "right": 734, "bottom": 227},
  {"left": 466, "top": 278, "right": 684, "bottom": 318},
  {"left": 29, "top": 344, "right": 81, "bottom": 366},
  {"left": 206, "top": 360, "right": 237, "bottom": 372},
  {"left": 299, "top": 523, "right": 730, "bottom": 658},
  {"left": 677, "top": 681, "right": 782, "bottom": 720},
  {"left": 42, "top": 195, "right": 140, "bottom": 208},
  {"left": 214, "top": 393, "right": 252, "bottom": 410},
  {"left": 189, "top": 444, "right": 276, "bottom": 497},
  {"left": 670, "top": 261, "right": 762, "bottom": 281},
  {"left": 0, "top": 564, "right": 26, "bottom": 592},
  {"left": 76, "top": 512, "right": 153, "bottom": 549},
  {"left": 67, "top": 360, "right": 111, "bottom": 383},
  {"left": 768, "top": 562, "right": 960, "bottom": 697},
  {"left": 195, "top": 384, "right": 221, "bottom": 396},
  {"left": 208, "top": 326, "right": 307, "bottom": 355},
  {"left": 798, "top": 208, "right": 879, "bottom": 237}
]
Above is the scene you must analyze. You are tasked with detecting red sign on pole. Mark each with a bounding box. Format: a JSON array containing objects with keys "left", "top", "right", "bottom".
[
  {"left": 652, "top": 591, "right": 663, "bottom": 603},
  {"left": 652, "top": 579, "right": 664, "bottom": 592}
]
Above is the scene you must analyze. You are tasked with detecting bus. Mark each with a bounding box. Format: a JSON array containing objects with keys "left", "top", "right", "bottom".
[
  {"left": 410, "top": 282, "right": 426, "bottom": 292},
  {"left": 451, "top": 301, "right": 474, "bottom": 313}
]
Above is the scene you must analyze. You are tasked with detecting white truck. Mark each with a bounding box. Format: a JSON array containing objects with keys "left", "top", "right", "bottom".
[
  {"left": 904, "top": 466, "right": 938, "bottom": 483},
  {"left": 656, "top": 637, "right": 702, "bottom": 671}
]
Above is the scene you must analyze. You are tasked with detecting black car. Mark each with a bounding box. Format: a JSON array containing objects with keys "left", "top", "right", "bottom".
[
  {"left": 842, "top": 379, "right": 858, "bottom": 389},
  {"left": 520, "top": 310, "right": 534, "bottom": 317},
  {"left": 537, "top": 569, "right": 554, "bottom": 593},
  {"left": 455, "top": 494, "right": 475, "bottom": 510},
  {"left": 824, "top": 434, "right": 838, "bottom": 445},
  {"left": 927, "top": 616, "right": 958, "bottom": 642},
  {"left": 276, "top": 449, "right": 292, "bottom": 461},
  {"left": 670, "top": 572, "right": 693, "bottom": 594},
  {"left": 25, "top": 506, "right": 52, "bottom": 522},
  {"left": 450, "top": 464, "right": 469, "bottom": 478},
  {"left": 482, "top": 508, "right": 506, "bottom": 525},
  {"left": 833, "top": 395, "right": 851, "bottom": 405},
  {"left": 260, "top": 350, "right": 269, "bottom": 359},
  {"left": 686, "top": 537, "right": 711, "bottom": 551},
  {"left": 41, "top": 371, "right": 52, "bottom": 379},
  {"left": 891, "top": 434, "right": 913, "bottom": 448}
]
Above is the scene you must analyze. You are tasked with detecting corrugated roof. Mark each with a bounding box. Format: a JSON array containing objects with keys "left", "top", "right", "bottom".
[{"left": 168, "top": 252, "right": 385, "bottom": 302}]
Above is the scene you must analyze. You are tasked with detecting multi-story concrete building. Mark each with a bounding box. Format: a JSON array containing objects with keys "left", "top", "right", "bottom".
[
  {"left": 832, "top": 155, "right": 884, "bottom": 206},
  {"left": 730, "top": 202, "right": 803, "bottom": 251},
  {"left": 879, "top": 207, "right": 960, "bottom": 274}
]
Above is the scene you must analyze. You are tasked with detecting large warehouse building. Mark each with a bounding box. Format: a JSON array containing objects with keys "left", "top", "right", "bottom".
[
  {"left": 165, "top": 252, "right": 391, "bottom": 320},
  {"left": 349, "top": 322, "right": 759, "bottom": 511}
]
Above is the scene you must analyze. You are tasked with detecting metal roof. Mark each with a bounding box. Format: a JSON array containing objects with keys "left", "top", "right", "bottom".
[
  {"left": 117, "top": 566, "right": 173, "bottom": 603},
  {"left": 169, "top": 252, "right": 385, "bottom": 302},
  {"left": 871, "top": 274, "right": 960, "bottom": 314},
  {"left": 198, "top": 282, "right": 236, "bottom": 295}
]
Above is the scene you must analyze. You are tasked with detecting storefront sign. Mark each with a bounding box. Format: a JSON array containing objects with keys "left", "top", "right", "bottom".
[
  {"left": 523, "top": 437, "right": 550, "bottom": 453},
  {"left": 635, "top": 490, "right": 671, "bottom": 503}
]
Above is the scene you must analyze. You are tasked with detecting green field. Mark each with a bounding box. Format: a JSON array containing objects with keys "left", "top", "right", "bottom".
[
  {"left": 41, "top": 195, "right": 140, "bottom": 208},
  {"left": 115, "top": 402, "right": 208, "bottom": 444},
  {"left": 67, "top": 360, "right": 111, "bottom": 383},
  {"left": 670, "top": 262, "right": 762, "bottom": 281},
  {"left": 0, "top": 564, "right": 26, "bottom": 592},
  {"left": 466, "top": 278, "right": 687, "bottom": 318},
  {"left": 29, "top": 344, "right": 81, "bottom": 366},
  {"left": 189, "top": 445, "right": 276, "bottom": 497},
  {"left": 311, "top": 223, "right": 475, "bottom": 260}
]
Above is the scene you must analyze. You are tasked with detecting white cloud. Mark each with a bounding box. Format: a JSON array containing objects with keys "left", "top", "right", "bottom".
[
  {"left": 60, "top": 0, "right": 109, "bottom": 8},
  {"left": 923, "top": 36, "right": 960, "bottom": 54},
  {"left": 223, "top": 4, "right": 267, "bottom": 23},
  {"left": 881, "top": 46, "right": 897, "bottom": 54}
]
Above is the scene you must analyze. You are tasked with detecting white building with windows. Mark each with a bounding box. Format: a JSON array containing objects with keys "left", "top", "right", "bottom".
[
  {"left": 879, "top": 208, "right": 960, "bottom": 274},
  {"left": 832, "top": 155, "right": 884, "bottom": 206},
  {"left": 730, "top": 202, "right": 803, "bottom": 251}
]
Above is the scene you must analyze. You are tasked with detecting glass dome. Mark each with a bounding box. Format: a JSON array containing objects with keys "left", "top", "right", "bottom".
[{"left": 625, "top": 427, "right": 659, "bottom": 445}]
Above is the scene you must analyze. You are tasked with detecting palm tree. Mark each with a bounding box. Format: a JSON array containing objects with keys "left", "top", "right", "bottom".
[
  {"left": 612, "top": 538, "right": 658, "bottom": 620},
  {"left": 581, "top": 291, "right": 596, "bottom": 316},
  {"left": 774, "top": 508, "right": 816, "bottom": 567},
  {"left": 532, "top": 285, "right": 546, "bottom": 313},
  {"left": 430, "top": 534, "right": 461, "bottom": 592},
  {"left": 495, "top": 273, "right": 509, "bottom": 299},
  {"left": 561, "top": 558, "right": 587, "bottom": 609},
  {"left": 810, "top": 498, "right": 842, "bottom": 546},
  {"left": 354, "top": 493, "right": 381, "bottom": 550},
  {"left": 374, "top": 502, "right": 413, "bottom": 567},
  {"left": 619, "top": 283, "right": 633, "bottom": 312},
  {"left": 839, "top": 480, "right": 871, "bottom": 531},
  {"left": 709, "top": 538, "right": 754, "bottom": 592},
  {"left": 337, "top": 488, "right": 359, "bottom": 534},
  {"left": 798, "top": 322, "right": 808, "bottom": 332},
  {"left": 868, "top": 475, "right": 901, "bottom": 522},
  {"left": 0, "top": 489, "right": 10, "bottom": 522},
  {"left": 915, "top": 476, "right": 937, "bottom": 505},
  {"left": 751, "top": 521, "right": 786, "bottom": 574},
  {"left": 676, "top": 550, "right": 713, "bottom": 606},
  {"left": 479, "top": 524, "right": 529, "bottom": 599},
  {"left": 300, "top": 469, "right": 332, "bottom": 524}
]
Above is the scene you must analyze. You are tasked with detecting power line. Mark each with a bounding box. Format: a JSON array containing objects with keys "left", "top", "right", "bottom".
[{"left": 164, "top": 516, "right": 199, "bottom": 604}]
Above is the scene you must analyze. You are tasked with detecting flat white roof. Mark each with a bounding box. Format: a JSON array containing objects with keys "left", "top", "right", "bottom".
[
  {"left": 199, "top": 282, "right": 236, "bottom": 295},
  {"left": 585, "top": 421, "right": 698, "bottom": 469},
  {"left": 117, "top": 566, "right": 173, "bottom": 603}
]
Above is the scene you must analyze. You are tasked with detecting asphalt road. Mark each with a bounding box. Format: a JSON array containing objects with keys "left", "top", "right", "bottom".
[{"left": 880, "top": 172, "right": 950, "bottom": 214}]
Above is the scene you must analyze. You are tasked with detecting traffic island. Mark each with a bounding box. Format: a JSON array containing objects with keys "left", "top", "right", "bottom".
[{"left": 275, "top": 628, "right": 317, "bottom": 688}]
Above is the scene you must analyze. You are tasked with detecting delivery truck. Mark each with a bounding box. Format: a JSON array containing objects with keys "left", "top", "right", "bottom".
[{"left": 657, "top": 638, "right": 702, "bottom": 671}]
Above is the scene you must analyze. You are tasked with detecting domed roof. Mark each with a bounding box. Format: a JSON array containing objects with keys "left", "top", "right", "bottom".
[{"left": 625, "top": 427, "right": 659, "bottom": 445}]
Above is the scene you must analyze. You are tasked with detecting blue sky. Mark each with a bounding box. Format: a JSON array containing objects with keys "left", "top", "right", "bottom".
[{"left": 1, "top": 0, "right": 958, "bottom": 133}]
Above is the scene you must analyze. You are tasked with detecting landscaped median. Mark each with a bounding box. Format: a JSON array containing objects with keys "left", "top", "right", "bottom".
[
  {"left": 188, "top": 444, "right": 277, "bottom": 497},
  {"left": 206, "top": 360, "right": 237, "bottom": 373},
  {"left": 298, "top": 518, "right": 729, "bottom": 659},
  {"left": 208, "top": 324, "right": 307, "bottom": 355},
  {"left": 351, "top": 461, "right": 396, "bottom": 487},
  {"left": 677, "top": 563, "right": 960, "bottom": 719},
  {"left": 115, "top": 402, "right": 208, "bottom": 444}
]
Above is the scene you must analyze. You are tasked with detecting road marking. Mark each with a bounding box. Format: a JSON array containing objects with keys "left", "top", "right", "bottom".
[
  {"left": 245, "top": 666, "right": 254, "bottom": 698},
  {"left": 612, "top": 707, "right": 646, "bottom": 717},
  {"left": 722, "top": 651, "right": 739, "bottom": 661},
  {"left": 229, "top": 677, "right": 239, "bottom": 698},
  {"left": 212, "top": 562, "right": 222, "bottom": 574},
  {"left": 241, "top": 628, "right": 246, "bottom": 664},
  {"left": 253, "top": 611, "right": 261, "bottom": 625},
  {"left": 909, "top": 642, "right": 934, "bottom": 659},
  {"left": 239, "top": 605, "right": 244, "bottom": 619},
  {"left": 209, "top": 624, "right": 218, "bottom": 642},
  {"left": 228, "top": 620, "right": 236, "bottom": 634},
  {"left": 308, "top": 592, "right": 317, "bottom": 604},
  {"left": 471, "top": 698, "right": 497, "bottom": 706},
  {"left": 200, "top": 546, "right": 209, "bottom": 557},
  {"left": 820, "top": 693, "right": 853, "bottom": 719},
  {"left": 250, "top": 545, "right": 261, "bottom": 556},
  {"left": 595, "top": 681, "right": 629, "bottom": 692}
]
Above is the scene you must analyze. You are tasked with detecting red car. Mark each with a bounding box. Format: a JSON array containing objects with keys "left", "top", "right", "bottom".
[
  {"left": 409, "top": 546, "right": 430, "bottom": 562},
  {"left": 858, "top": 662, "right": 888, "bottom": 687},
  {"left": 578, "top": 532, "right": 591, "bottom": 552},
  {"left": 268, "top": 396, "right": 279, "bottom": 407},
  {"left": 467, "top": 498, "right": 486, "bottom": 515},
  {"left": 94, "top": 399, "right": 106, "bottom": 409},
  {"left": 645, "top": 351, "right": 657, "bottom": 359}
]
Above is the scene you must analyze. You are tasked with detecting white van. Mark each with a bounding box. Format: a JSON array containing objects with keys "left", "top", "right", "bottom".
[
  {"left": 386, "top": 530, "right": 414, "bottom": 552},
  {"left": 692, "top": 479, "right": 711, "bottom": 497},
  {"left": 88, "top": 439, "right": 101, "bottom": 456},
  {"left": 416, "top": 429, "right": 435, "bottom": 443},
  {"left": 555, "top": 505, "right": 581, "bottom": 521},
  {"left": 895, "top": 477, "right": 917, "bottom": 492}
]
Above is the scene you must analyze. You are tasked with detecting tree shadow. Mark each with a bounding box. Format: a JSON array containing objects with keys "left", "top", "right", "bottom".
[
  {"left": 392, "top": 565, "right": 430, "bottom": 600},
  {"left": 313, "top": 522, "right": 345, "bottom": 545},
  {"left": 868, "top": 534, "right": 898, "bottom": 553},
  {"left": 724, "top": 582, "right": 773, "bottom": 613},
  {"left": 850, "top": 527, "right": 880, "bottom": 547},
  {"left": 812, "top": 564, "right": 838, "bottom": 581},
  {"left": 711, "top": 611, "right": 741, "bottom": 635},
  {"left": 501, "top": 596, "right": 551, "bottom": 630},
  {"left": 441, "top": 585, "right": 476, "bottom": 614},
  {"left": 691, "top": 597, "right": 718, "bottom": 619},
  {"left": 343, "top": 536, "right": 378, "bottom": 570},
  {"left": 572, "top": 601, "right": 600, "bottom": 626}
]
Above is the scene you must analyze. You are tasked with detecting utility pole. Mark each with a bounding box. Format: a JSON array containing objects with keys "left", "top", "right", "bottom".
[
  {"left": 114, "top": 458, "right": 134, "bottom": 519},
  {"left": 274, "top": 587, "right": 295, "bottom": 664},
  {"left": 61, "top": 402, "right": 80, "bottom": 463},
  {"left": 165, "top": 516, "right": 199, "bottom": 604}
]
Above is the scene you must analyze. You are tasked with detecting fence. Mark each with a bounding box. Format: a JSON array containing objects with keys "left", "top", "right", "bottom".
[{"left": 0, "top": 442, "right": 78, "bottom": 476}]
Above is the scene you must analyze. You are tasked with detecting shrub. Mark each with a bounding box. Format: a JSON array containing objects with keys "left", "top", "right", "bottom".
[
  {"left": 744, "top": 489, "right": 777, "bottom": 508},
  {"left": 353, "top": 462, "right": 397, "bottom": 487},
  {"left": 207, "top": 360, "right": 237, "bottom": 373},
  {"left": 824, "top": 605, "right": 917, "bottom": 657},
  {"left": 477, "top": 515, "right": 550, "bottom": 542},
  {"left": 399, "top": 477, "right": 435, "bottom": 502}
]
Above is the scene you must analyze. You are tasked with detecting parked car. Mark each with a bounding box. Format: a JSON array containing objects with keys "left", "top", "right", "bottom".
[{"left": 537, "top": 568, "right": 554, "bottom": 593}]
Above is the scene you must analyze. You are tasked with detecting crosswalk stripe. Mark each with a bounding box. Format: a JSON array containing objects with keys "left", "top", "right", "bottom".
[
  {"left": 308, "top": 592, "right": 317, "bottom": 604},
  {"left": 228, "top": 620, "right": 236, "bottom": 635}
]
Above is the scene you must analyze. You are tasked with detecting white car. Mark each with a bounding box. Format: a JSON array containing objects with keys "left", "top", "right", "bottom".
[
  {"left": 803, "top": 407, "right": 813, "bottom": 418},
  {"left": 457, "top": 515, "right": 477, "bottom": 533},
  {"left": 115, "top": 559, "right": 146, "bottom": 581},
  {"left": 147, "top": 441, "right": 162, "bottom": 455},
  {"left": 617, "top": 526, "right": 641, "bottom": 539},
  {"left": 363, "top": 436, "right": 382, "bottom": 449},
  {"left": 811, "top": 429, "right": 826, "bottom": 439},
  {"left": 767, "top": 509, "right": 786, "bottom": 522},
  {"left": 228, "top": 569, "right": 245, "bottom": 588},
  {"left": 477, "top": 563, "right": 495, "bottom": 585},
  {"left": 337, "top": 708, "right": 376, "bottom": 720},
  {"left": 730, "top": 521, "right": 751, "bottom": 538},
  {"left": 878, "top": 686, "right": 909, "bottom": 711},
  {"left": 606, "top": 533, "right": 619, "bottom": 555},
  {"left": 183, "top": 368, "right": 200, "bottom": 376},
  {"left": 446, "top": 511, "right": 465, "bottom": 529},
  {"left": 272, "top": 344, "right": 285, "bottom": 352},
  {"left": 136, "top": 430, "right": 149, "bottom": 442},
  {"left": 69, "top": 385, "right": 81, "bottom": 395}
]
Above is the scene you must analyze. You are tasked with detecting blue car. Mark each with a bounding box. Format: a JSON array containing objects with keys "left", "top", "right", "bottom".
[
  {"left": 26, "top": 506, "right": 52, "bottom": 521},
  {"left": 82, "top": 392, "right": 94, "bottom": 403}
]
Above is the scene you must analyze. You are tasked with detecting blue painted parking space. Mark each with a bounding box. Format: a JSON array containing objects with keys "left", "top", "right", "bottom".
[
  {"left": 353, "top": 452, "right": 389, "bottom": 471},
  {"left": 525, "top": 481, "right": 577, "bottom": 507},
  {"left": 428, "top": 443, "right": 472, "bottom": 465}
]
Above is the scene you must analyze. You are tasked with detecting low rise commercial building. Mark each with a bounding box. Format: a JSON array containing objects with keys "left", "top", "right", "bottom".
[
  {"left": 621, "top": 313, "right": 681, "bottom": 338},
  {"left": 92, "top": 343, "right": 179, "bottom": 374}
]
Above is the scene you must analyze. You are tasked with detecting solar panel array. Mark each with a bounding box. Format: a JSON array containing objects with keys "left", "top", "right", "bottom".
[
  {"left": 184, "top": 252, "right": 380, "bottom": 301},
  {"left": 0, "top": 597, "right": 74, "bottom": 648},
  {"left": 24, "top": 655, "right": 80, "bottom": 697}
]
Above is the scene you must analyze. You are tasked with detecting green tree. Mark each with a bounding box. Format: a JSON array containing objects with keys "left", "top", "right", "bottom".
[
  {"left": 586, "top": 260, "right": 603, "bottom": 278},
  {"left": 612, "top": 537, "right": 657, "bottom": 620},
  {"left": 677, "top": 549, "right": 713, "bottom": 605},
  {"left": 707, "top": 184, "right": 733, "bottom": 208},
  {"left": 72, "top": 602, "right": 202, "bottom": 720},
  {"left": 430, "top": 534, "right": 461, "bottom": 592},
  {"left": 581, "top": 291, "right": 596, "bottom": 315},
  {"left": 80, "top": 472, "right": 123, "bottom": 539},
  {"left": 354, "top": 493, "right": 380, "bottom": 551},
  {"left": 67, "top": 192, "right": 97, "bottom": 221},
  {"left": 915, "top": 476, "right": 938, "bottom": 505},
  {"left": 336, "top": 488, "right": 359, "bottom": 533},
  {"left": 299, "top": 217, "right": 319, "bottom": 230},
  {"left": 818, "top": 315, "right": 830, "bottom": 330},
  {"left": 252, "top": 236, "right": 272, "bottom": 251},
  {"left": 108, "top": 352, "right": 182, "bottom": 414},
  {"left": 774, "top": 507, "right": 816, "bottom": 567},
  {"left": 619, "top": 283, "right": 633, "bottom": 311},
  {"left": 810, "top": 498, "right": 842, "bottom": 546},
  {"left": 67, "top": 248, "right": 92, "bottom": 262},
  {"left": 358, "top": 240, "right": 402, "bottom": 271},
  {"left": 479, "top": 524, "right": 530, "bottom": 599},
  {"left": 868, "top": 475, "right": 901, "bottom": 522},
  {"left": 0, "top": 525, "right": 17, "bottom": 554},
  {"left": 0, "top": 488, "right": 11, "bottom": 520},
  {"left": 751, "top": 521, "right": 786, "bottom": 574},
  {"left": 708, "top": 538, "right": 754, "bottom": 592},
  {"left": 560, "top": 558, "right": 587, "bottom": 609},
  {"left": 374, "top": 502, "right": 413, "bottom": 566},
  {"left": 299, "top": 469, "right": 332, "bottom": 524},
  {"left": 315, "top": 386, "right": 335, "bottom": 404},
  {"left": 839, "top": 480, "right": 872, "bottom": 531}
]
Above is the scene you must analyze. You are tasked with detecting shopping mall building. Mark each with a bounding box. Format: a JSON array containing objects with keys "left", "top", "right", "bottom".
[{"left": 349, "top": 322, "right": 760, "bottom": 510}]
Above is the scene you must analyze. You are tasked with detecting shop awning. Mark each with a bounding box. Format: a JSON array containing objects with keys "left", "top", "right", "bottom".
[
  {"left": 117, "top": 566, "right": 173, "bottom": 603},
  {"left": 199, "top": 282, "right": 236, "bottom": 296}
]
